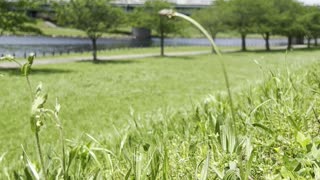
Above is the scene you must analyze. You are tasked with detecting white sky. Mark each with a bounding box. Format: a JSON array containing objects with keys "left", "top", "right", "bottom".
[
  {"left": 298, "top": 0, "right": 320, "bottom": 5},
  {"left": 115, "top": 0, "right": 320, "bottom": 5}
]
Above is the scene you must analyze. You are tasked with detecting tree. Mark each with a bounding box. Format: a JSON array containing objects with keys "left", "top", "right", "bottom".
[
  {"left": 273, "top": 0, "right": 305, "bottom": 49},
  {"left": 0, "top": 0, "right": 41, "bottom": 36},
  {"left": 192, "top": 0, "right": 227, "bottom": 40},
  {"left": 131, "top": 0, "right": 183, "bottom": 56},
  {"left": 299, "top": 6, "right": 320, "bottom": 48},
  {"left": 249, "top": 0, "right": 278, "bottom": 51},
  {"left": 224, "top": 0, "right": 260, "bottom": 51},
  {"left": 56, "top": 0, "right": 124, "bottom": 61}
]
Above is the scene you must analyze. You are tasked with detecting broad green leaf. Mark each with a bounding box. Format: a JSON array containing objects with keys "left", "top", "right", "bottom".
[
  {"left": 280, "top": 166, "right": 295, "bottom": 179},
  {"left": 296, "top": 132, "right": 311, "bottom": 150},
  {"left": 311, "top": 144, "right": 320, "bottom": 159}
]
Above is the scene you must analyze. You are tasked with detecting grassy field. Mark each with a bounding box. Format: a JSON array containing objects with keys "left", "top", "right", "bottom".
[
  {"left": 32, "top": 20, "right": 131, "bottom": 38},
  {"left": 1, "top": 49, "right": 320, "bottom": 178}
]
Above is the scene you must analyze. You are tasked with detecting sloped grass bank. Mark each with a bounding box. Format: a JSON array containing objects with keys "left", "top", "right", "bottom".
[{"left": 2, "top": 57, "right": 320, "bottom": 178}]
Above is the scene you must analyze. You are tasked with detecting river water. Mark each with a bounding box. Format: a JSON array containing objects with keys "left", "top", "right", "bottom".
[{"left": 0, "top": 36, "right": 288, "bottom": 58}]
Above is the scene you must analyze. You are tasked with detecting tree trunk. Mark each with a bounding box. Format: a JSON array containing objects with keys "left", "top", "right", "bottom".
[
  {"left": 315, "top": 37, "right": 318, "bottom": 46},
  {"left": 265, "top": 32, "right": 270, "bottom": 51},
  {"left": 91, "top": 38, "right": 98, "bottom": 62},
  {"left": 241, "top": 33, "right": 246, "bottom": 51},
  {"left": 307, "top": 37, "right": 311, "bottom": 48},
  {"left": 287, "top": 35, "right": 292, "bottom": 50},
  {"left": 160, "top": 18, "right": 164, "bottom": 57}
]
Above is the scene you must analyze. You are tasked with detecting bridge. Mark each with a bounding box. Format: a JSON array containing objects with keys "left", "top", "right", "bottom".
[
  {"left": 27, "top": 0, "right": 214, "bottom": 19},
  {"left": 25, "top": 0, "right": 320, "bottom": 21},
  {"left": 112, "top": 0, "right": 214, "bottom": 15}
]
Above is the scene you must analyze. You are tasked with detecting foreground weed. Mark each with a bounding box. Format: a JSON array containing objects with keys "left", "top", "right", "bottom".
[
  {"left": 2, "top": 52, "right": 320, "bottom": 179},
  {"left": 1, "top": 55, "right": 67, "bottom": 179}
]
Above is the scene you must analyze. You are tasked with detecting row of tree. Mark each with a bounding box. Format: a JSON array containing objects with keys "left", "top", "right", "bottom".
[
  {"left": 0, "top": 0, "right": 177, "bottom": 61},
  {"left": 2, "top": 0, "right": 320, "bottom": 60},
  {"left": 56, "top": 0, "right": 182, "bottom": 60},
  {"left": 0, "top": 0, "right": 41, "bottom": 36},
  {"left": 193, "top": 0, "right": 320, "bottom": 51}
]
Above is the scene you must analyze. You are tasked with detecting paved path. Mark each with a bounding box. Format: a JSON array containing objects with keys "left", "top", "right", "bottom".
[
  {"left": 0, "top": 50, "right": 212, "bottom": 68},
  {"left": 0, "top": 44, "right": 310, "bottom": 68}
]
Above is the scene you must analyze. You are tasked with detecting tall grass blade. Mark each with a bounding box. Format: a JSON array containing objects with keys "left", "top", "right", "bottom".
[
  {"left": 125, "top": 167, "right": 132, "bottom": 180},
  {"left": 252, "top": 123, "right": 274, "bottom": 135},
  {"left": 162, "top": 145, "right": 169, "bottom": 180},
  {"left": 0, "top": 152, "right": 6, "bottom": 164},
  {"left": 21, "top": 145, "right": 40, "bottom": 180},
  {"left": 86, "top": 133, "right": 101, "bottom": 145},
  {"left": 243, "top": 151, "right": 255, "bottom": 180},
  {"left": 120, "top": 132, "right": 128, "bottom": 155},
  {"left": 134, "top": 149, "right": 143, "bottom": 180},
  {"left": 200, "top": 152, "right": 210, "bottom": 180},
  {"left": 150, "top": 149, "right": 161, "bottom": 180}
]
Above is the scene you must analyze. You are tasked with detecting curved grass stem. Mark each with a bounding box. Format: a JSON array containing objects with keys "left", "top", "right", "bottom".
[
  {"left": 35, "top": 132, "right": 46, "bottom": 179},
  {"left": 26, "top": 76, "right": 33, "bottom": 100},
  {"left": 159, "top": 9, "right": 237, "bottom": 132}
]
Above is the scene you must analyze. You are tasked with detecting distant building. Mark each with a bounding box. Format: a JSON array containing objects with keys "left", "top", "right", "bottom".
[
  {"left": 113, "top": 0, "right": 214, "bottom": 15},
  {"left": 113, "top": 0, "right": 213, "bottom": 6}
]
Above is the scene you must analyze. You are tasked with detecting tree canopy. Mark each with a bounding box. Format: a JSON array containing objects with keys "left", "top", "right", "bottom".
[
  {"left": 129, "top": 0, "right": 185, "bottom": 56},
  {"left": 192, "top": 0, "right": 227, "bottom": 39},
  {"left": 299, "top": 6, "right": 320, "bottom": 47},
  {"left": 191, "top": 0, "right": 320, "bottom": 51},
  {"left": 130, "top": 0, "right": 182, "bottom": 36},
  {"left": 56, "top": 0, "right": 125, "bottom": 61},
  {"left": 0, "top": 0, "right": 41, "bottom": 36}
]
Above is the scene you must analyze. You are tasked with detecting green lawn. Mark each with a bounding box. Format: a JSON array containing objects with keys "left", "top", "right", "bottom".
[
  {"left": 0, "top": 50, "right": 319, "bottom": 167},
  {"left": 33, "top": 20, "right": 131, "bottom": 38}
]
